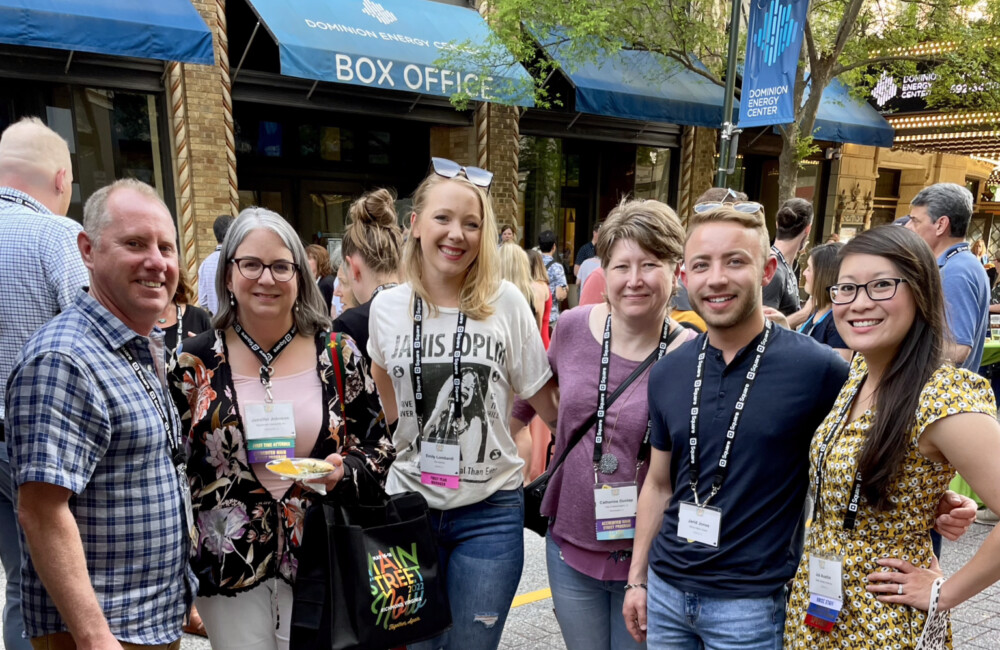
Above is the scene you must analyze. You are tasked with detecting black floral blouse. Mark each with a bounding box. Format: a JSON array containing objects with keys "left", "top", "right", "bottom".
[{"left": 169, "top": 329, "right": 394, "bottom": 597}]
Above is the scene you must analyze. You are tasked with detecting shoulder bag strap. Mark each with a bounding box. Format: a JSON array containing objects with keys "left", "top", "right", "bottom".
[
  {"left": 327, "top": 333, "right": 349, "bottom": 438},
  {"left": 546, "top": 326, "right": 685, "bottom": 477}
]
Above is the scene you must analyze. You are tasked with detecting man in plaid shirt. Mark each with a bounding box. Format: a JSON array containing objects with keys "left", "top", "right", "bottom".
[{"left": 6, "top": 178, "right": 196, "bottom": 649}]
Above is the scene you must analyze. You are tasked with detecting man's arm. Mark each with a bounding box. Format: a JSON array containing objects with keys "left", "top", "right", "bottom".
[
  {"left": 553, "top": 264, "right": 569, "bottom": 301},
  {"left": 623, "top": 448, "right": 673, "bottom": 643},
  {"left": 941, "top": 269, "right": 985, "bottom": 365},
  {"left": 18, "top": 482, "right": 122, "bottom": 650}
]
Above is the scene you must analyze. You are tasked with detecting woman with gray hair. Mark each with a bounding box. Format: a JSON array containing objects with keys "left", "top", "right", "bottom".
[{"left": 169, "top": 207, "right": 394, "bottom": 650}]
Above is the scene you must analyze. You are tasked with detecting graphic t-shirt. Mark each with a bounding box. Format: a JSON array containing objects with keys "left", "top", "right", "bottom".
[{"left": 368, "top": 281, "right": 553, "bottom": 509}]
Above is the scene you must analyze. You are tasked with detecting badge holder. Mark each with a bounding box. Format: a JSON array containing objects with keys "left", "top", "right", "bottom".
[
  {"left": 804, "top": 552, "right": 844, "bottom": 632},
  {"left": 420, "top": 441, "right": 461, "bottom": 489},
  {"left": 676, "top": 501, "right": 723, "bottom": 547},
  {"left": 594, "top": 477, "right": 638, "bottom": 540}
]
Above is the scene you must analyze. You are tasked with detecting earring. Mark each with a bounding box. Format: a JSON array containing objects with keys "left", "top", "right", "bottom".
[
  {"left": 294, "top": 302, "right": 300, "bottom": 313},
  {"left": 229, "top": 292, "right": 235, "bottom": 306}
]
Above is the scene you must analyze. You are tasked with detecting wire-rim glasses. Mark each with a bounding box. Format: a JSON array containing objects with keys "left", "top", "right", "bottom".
[
  {"left": 828, "top": 278, "right": 907, "bottom": 305},
  {"left": 231, "top": 257, "right": 298, "bottom": 282}
]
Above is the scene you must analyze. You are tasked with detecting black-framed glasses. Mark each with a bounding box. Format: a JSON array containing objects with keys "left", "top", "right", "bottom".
[
  {"left": 828, "top": 278, "right": 907, "bottom": 305},
  {"left": 431, "top": 157, "right": 493, "bottom": 190},
  {"left": 693, "top": 200, "right": 763, "bottom": 214},
  {"left": 231, "top": 257, "right": 298, "bottom": 282}
]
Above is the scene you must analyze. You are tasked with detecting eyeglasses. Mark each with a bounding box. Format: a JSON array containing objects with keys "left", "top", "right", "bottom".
[
  {"left": 231, "top": 257, "right": 298, "bottom": 282},
  {"left": 693, "top": 201, "right": 763, "bottom": 214},
  {"left": 431, "top": 157, "right": 494, "bottom": 190},
  {"left": 828, "top": 278, "right": 907, "bottom": 305}
]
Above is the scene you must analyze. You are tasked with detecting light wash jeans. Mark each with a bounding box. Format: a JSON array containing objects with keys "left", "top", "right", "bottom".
[
  {"left": 545, "top": 534, "right": 645, "bottom": 650},
  {"left": 408, "top": 488, "right": 524, "bottom": 650},
  {"left": 0, "top": 456, "right": 30, "bottom": 650},
  {"left": 645, "top": 569, "right": 785, "bottom": 650}
]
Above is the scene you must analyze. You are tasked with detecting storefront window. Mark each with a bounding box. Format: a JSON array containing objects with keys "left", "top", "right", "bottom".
[
  {"left": 0, "top": 81, "right": 169, "bottom": 222},
  {"left": 634, "top": 147, "right": 671, "bottom": 203}
]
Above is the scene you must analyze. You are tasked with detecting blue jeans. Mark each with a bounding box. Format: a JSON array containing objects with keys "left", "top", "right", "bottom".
[
  {"left": 408, "top": 488, "right": 524, "bottom": 650},
  {"left": 645, "top": 570, "right": 785, "bottom": 650},
  {"left": 545, "top": 535, "right": 645, "bottom": 650},
  {"left": 0, "top": 457, "right": 30, "bottom": 650}
]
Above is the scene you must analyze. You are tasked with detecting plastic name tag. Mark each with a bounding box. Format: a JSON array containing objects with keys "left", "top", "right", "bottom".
[
  {"left": 420, "top": 442, "right": 461, "bottom": 489},
  {"left": 594, "top": 483, "right": 638, "bottom": 540},
  {"left": 805, "top": 553, "right": 844, "bottom": 632},
  {"left": 677, "top": 501, "right": 722, "bottom": 547},
  {"left": 245, "top": 402, "right": 296, "bottom": 463}
]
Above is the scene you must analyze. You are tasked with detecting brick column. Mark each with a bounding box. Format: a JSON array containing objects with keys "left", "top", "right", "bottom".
[
  {"left": 475, "top": 102, "right": 521, "bottom": 229},
  {"left": 677, "top": 126, "right": 718, "bottom": 224}
]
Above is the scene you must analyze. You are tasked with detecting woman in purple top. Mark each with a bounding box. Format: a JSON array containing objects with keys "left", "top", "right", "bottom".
[{"left": 512, "top": 199, "right": 695, "bottom": 650}]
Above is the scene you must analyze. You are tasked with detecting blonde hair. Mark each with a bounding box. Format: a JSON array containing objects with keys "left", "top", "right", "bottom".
[
  {"left": 498, "top": 243, "right": 534, "bottom": 312},
  {"left": 597, "top": 198, "right": 684, "bottom": 268},
  {"left": 341, "top": 188, "right": 403, "bottom": 276},
  {"left": 686, "top": 206, "right": 770, "bottom": 266},
  {"left": 402, "top": 174, "right": 499, "bottom": 320}
]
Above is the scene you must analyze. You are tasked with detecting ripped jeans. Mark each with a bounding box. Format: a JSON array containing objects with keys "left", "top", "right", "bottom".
[{"left": 407, "top": 488, "right": 524, "bottom": 650}]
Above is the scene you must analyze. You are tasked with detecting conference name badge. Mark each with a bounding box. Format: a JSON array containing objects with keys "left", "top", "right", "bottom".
[
  {"left": 244, "top": 402, "right": 296, "bottom": 463},
  {"left": 676, "top": 501, "right": 722, "bottom": 547},
  {"left": 420, "top": 442, "right": 460, "bottom": 489},
  {"left": 805, "top": 553, "right": 844, "bottom": 632},
  {"left": 594, "top": 483, "right": 638, "bottom": 540}
]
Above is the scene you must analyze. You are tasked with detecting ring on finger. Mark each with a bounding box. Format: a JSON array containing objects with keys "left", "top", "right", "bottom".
[{"left": 897, "top": 583, "right": 904, "bottom": 595}]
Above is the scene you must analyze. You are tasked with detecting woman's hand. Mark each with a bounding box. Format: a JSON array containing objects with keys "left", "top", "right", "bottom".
[
  {"left": 866, "top": 556, "right": 944, "bottom": 611},
  {"left": 934, "top": 490, "right": 977, "bottom": 541},
  {"left": 298, "top": 453, "right": 346, "bottom": 494}
]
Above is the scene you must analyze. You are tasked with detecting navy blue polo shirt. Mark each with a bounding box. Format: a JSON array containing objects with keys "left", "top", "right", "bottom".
[{"left": 648, "top": 324, "right": 849, "bottom": 598}]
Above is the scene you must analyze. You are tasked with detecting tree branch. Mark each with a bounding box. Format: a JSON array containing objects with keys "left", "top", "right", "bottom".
[
  {"left": 804, "top": 21, "right": 819, "bottom": 72},
  {"left": 833, "top": 53, "right": 937, "bottom": 76},
  {"left": 830, "top": 0, "right": 867, "bottom": 61}
]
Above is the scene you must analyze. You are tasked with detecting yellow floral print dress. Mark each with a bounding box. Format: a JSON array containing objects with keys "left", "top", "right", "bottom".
[{"left": 784, "top": 355, "right": 996, "bottom": 649}]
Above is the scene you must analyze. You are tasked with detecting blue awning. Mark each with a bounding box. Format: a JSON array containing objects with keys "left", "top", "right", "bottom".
[
  {"left": 0, "top": 1, "right": 215, "bottom": 65},
  {"left": 244, "top": 0, "right": 533, "bottom": 105},
  {"left": 541, "top": 40, "right": 733, "bottom": 128},
  {"left": 810, "top": 78, "right": 894, "bottom": 147}
]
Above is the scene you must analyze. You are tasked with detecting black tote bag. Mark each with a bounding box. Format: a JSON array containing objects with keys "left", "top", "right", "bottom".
[{"left": 291, "top": 491, "right": 451, "bottom": 650}]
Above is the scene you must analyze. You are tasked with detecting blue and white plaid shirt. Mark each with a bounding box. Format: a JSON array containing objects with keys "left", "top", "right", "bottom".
[
  {"left": 5, "top": 290, "right": 196, "bottom": 644},
  {"left": 0, "top": 187, "right": 88, "bottom": 462}
]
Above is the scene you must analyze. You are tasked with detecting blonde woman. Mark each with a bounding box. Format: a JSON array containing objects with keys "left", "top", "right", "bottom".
[
  {"left": 499, "top": 242, "right": 543, "bottom": 328},
  {"left": 368, "top": 158, "right": 559, "bottom": 649}
]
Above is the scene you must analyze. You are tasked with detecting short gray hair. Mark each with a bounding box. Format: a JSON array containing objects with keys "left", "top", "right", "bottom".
[
  {"left": 911, "top": 183, "right": 974, "bottom": 238},
  {"left": 83, "top": 179, "right": 169, "bottom": 245},
  {"left": 213, "top": 207, "right": 331, "bottom": 335}
]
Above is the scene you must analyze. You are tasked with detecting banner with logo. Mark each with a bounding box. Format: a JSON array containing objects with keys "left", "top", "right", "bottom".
[{"left": 739, "top": 0, "right": 809, "bottom": 128}]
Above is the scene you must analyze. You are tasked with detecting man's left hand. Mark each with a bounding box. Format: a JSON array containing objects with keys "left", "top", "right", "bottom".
[{"left": 933, "top": 490, "right": 976, "bottom": 541}]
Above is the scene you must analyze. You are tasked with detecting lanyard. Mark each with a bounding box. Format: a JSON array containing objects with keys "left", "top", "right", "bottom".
[
  {"left": 688, "top": 321, "right": 772, "bottom": 507},
  {"left": 370, "top": 283, "right": 398, "bottom": 300},
  {"left": 941, "top": 244, "right": 970, "bottom": 267},
  {"left": 799, "top": 309, "right": 831, "bottom": 337},
  {"left": 592, "top": 314, "right": 672, "bottom": 475},
  {"left": 812, "top": 378, "right": 865, "bottom": 531},
  {"left": 119, "top": 342, "right": 184, "bottom": 469},
  {"left": 412, "top": 296, "right": 468, "bottom": 435},
  {"left": 233, "top": 321, "right": 298, "bottom": 402},
  {"left": 0, "top": 192, "right": 43, "bottom": 213}
]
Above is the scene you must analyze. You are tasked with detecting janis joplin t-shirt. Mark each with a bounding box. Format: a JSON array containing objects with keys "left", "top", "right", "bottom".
[{"left": 369, "top": 281, "right": 552, "bottom": 509}]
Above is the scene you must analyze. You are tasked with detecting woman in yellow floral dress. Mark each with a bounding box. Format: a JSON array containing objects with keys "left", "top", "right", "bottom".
[{"left": 785, "top": 225, "right": 1000, "bottom": 649}]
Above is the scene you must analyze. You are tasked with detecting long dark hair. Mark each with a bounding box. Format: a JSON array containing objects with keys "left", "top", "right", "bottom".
[{"left": 839, "top": 226, "right": 946, "bottom": 510}]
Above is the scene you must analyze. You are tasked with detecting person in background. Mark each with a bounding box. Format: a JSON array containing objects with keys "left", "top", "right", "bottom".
[
  {"left": 499, "top": 243, "right": 542, "bottom": 331},
  {"left": 0, "top": 116, "right": 87, "bottom": 650},
  {"left": 368, "top": 159, "right": 559, "bottom": 649},
  {"left": 575, "top": 222, "right": 601, "bottom": 278},
  {"left": 540, "top": 230, "right": 569, "bottom": 335},
  {"left": 332, "top": 262, "right": 357, "bottom": 317},
  {"left": 785, "top": 226, "right": 1000, "bottom": 649},
  {"left": 306, "top": 243, "right": 336, "bottom": 314},
  {"left": 156, "top": 265, "right": 212, "bottom": 362},
  {"left": 527, "top": 248, "right": 553, "bottom": 345},
  {"left": 513, "top": 198, "right": 697, "bottom": 650},
  {"left": 8, "top": 179, "right": 195, "bottom": 650},
  {"left": 333, "top": 187, "right": 403, "bottom": 366},
  {"left": 972, "top": 238, "right": 989, "bottom": 265},
  {"left": 797, "top": 242, "right": 852, "bottom": 361},
  {"left": 170, "top": 207, "right": 392, "bottom": 650},
  {"left": 763, "top": 198, "right": 812, "bottom": 317},
  {"left": 198, "top": 215, "right": 234, "bottom": 316},
  {"left": 500, "top": 223, "right": 517, "bottom": 245}
]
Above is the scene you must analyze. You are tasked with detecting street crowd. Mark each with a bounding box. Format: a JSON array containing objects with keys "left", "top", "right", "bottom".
[{"left": 2, "top": 113, "right": 1000, "bottom": 650}]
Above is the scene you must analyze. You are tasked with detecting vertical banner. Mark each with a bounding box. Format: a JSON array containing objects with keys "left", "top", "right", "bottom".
[{"left": 739, "top": 0, "right": 810, "bottom": 128}]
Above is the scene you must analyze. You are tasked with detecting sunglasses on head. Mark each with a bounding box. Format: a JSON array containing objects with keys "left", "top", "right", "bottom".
[
  {"left": 693, "top": 200, "right": 764, "bottom": 214},
  {"left": 431, "top": 157, "right": 494, "bottom": 191}
]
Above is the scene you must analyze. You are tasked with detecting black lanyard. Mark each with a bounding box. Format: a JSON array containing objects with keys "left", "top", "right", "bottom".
[
  {"left": 0, "top": 192, "right": 43, "bottom": 213},
  {"left": 412, "top": 296, "right": 467, "bottom": 436},
  {"left": 370, "top": 283, "right": 398, "bottom": 300},
  {"left": 688, "top": 321, "right": 772, "bottom": 507},
  {"left": 592, "top": 314, "right": 673, "bottom": 472},
  {"left": 941, "top": 244, "right": 970, "bottom": 267},
  {"left": 119, "top": 342, "right": 183, "bottom": 468},
  {"left": 233, "top": 321, "right": 297, "bottom": 401},
  {"left": 812, "top": 378, "right": 866, "bottom": 531}
]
